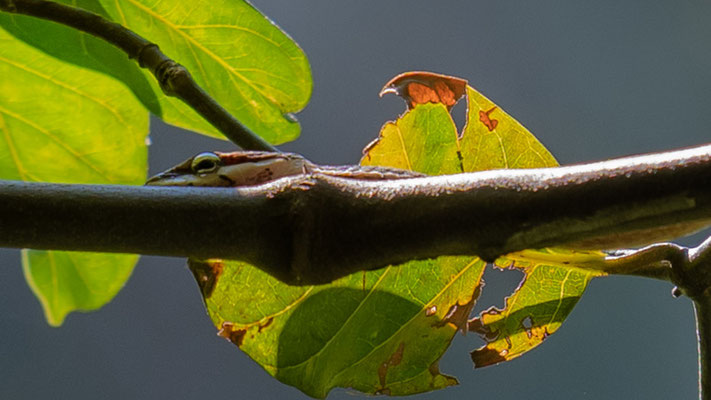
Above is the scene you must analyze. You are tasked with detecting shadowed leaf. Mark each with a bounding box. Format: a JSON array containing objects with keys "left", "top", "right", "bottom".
[{"left": 192, "top": 257, "right": 483, "bottom": 398}]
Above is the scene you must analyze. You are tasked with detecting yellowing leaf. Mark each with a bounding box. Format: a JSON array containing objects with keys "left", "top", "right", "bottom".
[
  {"left": 362, "top": 103, "right": 461, "bottom": 174},
  {"left": 192, "top": 71, "right": 599, "bottom": 397},
  {"left": 459, "top": 85, "right": 557, "bottom": 170},
  {"left": 0, "top": 24, "right": 148, "bottom": 325},
  {"left": 97, "top": 0, "right": 312, "bottom": 144},
  {"left": 194, "top": 76, "right": 485, "bottom": 396},
  {"left": 366, "top": 71, "right": 602, "bottom": 369},
  {"left": 470, "top": 249, "right": 606, "bottom": 367}
]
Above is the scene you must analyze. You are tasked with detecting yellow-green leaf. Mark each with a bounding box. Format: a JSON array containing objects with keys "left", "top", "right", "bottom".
[
  {"left": 0, "top": 0, "right": 160, "bottom": 119},
  {"left": 193, "top": 81, "right": 484, "bottom": 396},
  {"left": 22, "top": 251, "right": 138, "bottom": 326},
  {"left": 367, "top": 71, "right": 602, "bottom": 369},
  {"left": 192, "top": 71, "right": 600, "bottom": 396},
  {"left": 470, "top": 249, "right": 605, "bottom": 367},
  {"left": 98, "top": 0, "right": 312, "bottom": 144},
  {"left": 459, "top": 85, "right": 557, "bottom": 170},
  {"left": 362, "top": 103, "right": 461, "bottom": 174},
  {"left": 0, "top": 25, "right": 148, "bottom": 325}
]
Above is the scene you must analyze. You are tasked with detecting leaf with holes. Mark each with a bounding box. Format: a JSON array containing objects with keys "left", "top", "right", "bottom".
[
  {"left": 97, "top": 0, "right": 312, "bottom": 144},
  {"left": 192, "top": 71, "right": 578, "bottom": 397},
  {"left": 0, "top": 25, "right": 148, "bottom": 325},
  {"left": 470, "top": 249, "right": 606, "bottom": 367},
  {"left": 190, "top": 256, "right": 483, "bottom": 398},
  {"left": 192, "top": 72, "right": 489, "bottom": 397},
  {"left": 367, "top": 71, "right": 603, "bottom": 369}
]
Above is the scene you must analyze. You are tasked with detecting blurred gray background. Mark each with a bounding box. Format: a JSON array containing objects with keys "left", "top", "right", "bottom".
[{"left": 2, "top": 0, "right": 711, "bottom": 398}]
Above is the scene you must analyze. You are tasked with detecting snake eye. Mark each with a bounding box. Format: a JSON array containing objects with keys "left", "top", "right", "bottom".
[{"left": 190, "top": 152, "right": 221, "bottom": 174}]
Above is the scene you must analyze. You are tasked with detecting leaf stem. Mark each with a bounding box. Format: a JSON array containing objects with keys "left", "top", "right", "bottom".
[
  {"left": 0, "top": 0, "right": 277, "bottom": 152},
  {"left": 694, "top": 297, "right": 711, "bottom": 400}
]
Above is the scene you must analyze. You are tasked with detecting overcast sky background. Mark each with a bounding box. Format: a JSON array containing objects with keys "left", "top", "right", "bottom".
[{"left": 3, "top": 1, "right": 711, "bottom": 399}]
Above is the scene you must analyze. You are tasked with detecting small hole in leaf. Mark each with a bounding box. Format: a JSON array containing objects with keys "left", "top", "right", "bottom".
[
  {"left": 450, "top": 100, "right": 468, "bottom": 136},
  {"left": 472, "top": 264, "right": 525, "bottom": 316}
]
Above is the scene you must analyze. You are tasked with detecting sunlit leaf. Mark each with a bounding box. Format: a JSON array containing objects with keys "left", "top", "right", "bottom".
[
  {"left": 22, "top": 251, "right": 138, "bottom": 326},
  {"left": 361, "top": 102, "right": 461, "bottom": 174},
  {"left": 458, "top": 85, "right": 558, "bottom": 170},
  {"left": 194, "top": 74, "right": 484, "bottom": 397},
  {"left": 470, "top": 249, "right": 605, "bottom": 367},
  {"left": 98, "top": 0, "right": 312, "bottom": 144},
  {"left": 369, "top": 71, "right": 603, "bottom": 368},
  {"left": 192, "top": 71, "right": 602, "bottom": 396},
  {"left": 0, "top": 25, "right": 148, "bottom": 325},
  {"left": 0, "top": 0, "right": 160, "bottom": 118}
]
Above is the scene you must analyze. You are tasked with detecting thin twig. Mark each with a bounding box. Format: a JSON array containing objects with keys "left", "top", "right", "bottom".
[
  {"left": 0, "top": 0, "right": 277, "bottom": 152},
  {"left": 694, "top": 297, "right": 711, "bottom": 400}
]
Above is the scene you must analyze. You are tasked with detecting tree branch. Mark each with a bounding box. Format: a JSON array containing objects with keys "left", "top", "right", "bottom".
[
  {"left": 0, "top": 0, "right": 277, "bottom": 152},
  {"left": 1, "top": 143, "right": 710, "bottom": 284}
]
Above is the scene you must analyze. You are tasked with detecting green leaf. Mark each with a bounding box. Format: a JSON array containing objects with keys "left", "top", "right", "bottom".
[
  {"left": 22, "top": 251, "right": 138, "bottom": 326},
  {"left": 470, "top": 249, "right": 605, "bottom": 367},
  {"left": 192, "top": 71, "right": 598, "bottom": 396},
  {"left": 0, "top": 0, "right": 160, "bottom": 118},
  {"left": 193, "top": 80, "right": 484, "bottom": 397},
  {"left": 367, "top": 72, "right": 602, "bottom": 368},
  {"left": 360, "top": 103, "right": 461, "bottom": 174},
  {"left": 458, "top": 85, "right": 558, "bottom": 170},
  {"left": 191, "top": 257, "right": 483, "bottom": 398},
  {"left": 0, "top": 25, "right": 148, "bottom": 325},
  {"left": 97, "top": 0, "right": 312, "bottom": 144}
]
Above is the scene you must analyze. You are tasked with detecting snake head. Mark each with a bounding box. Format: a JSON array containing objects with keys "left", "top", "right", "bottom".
[{"left": 146, "top": 151, "right": 306, "bottom": 187}]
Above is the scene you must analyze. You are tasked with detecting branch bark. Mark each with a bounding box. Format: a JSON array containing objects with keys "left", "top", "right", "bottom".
[
  {"left": 1, "top": 143, "right": 710, "bottom": 284},
  {"left": 0, "top": 0, "right": 277, "bottom": 152}
]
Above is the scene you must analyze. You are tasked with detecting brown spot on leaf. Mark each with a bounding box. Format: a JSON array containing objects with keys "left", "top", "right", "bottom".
[
  {"left": 468, "top": 317, "right": 498, "bottom": 342},
  {"left": 471, "top": 347, "right": 507, "bottom": 368},
  {"left": 425, "top": 305, "right": 437, "bottom": 316},
  {"left": 380, "top": 71, "right": 468, "bottom": 110},
  {"left": 217, "top": 322, "right": 246, "bottom": 347},
  {"left": 257, "top": 317, "right": 274, "bottom": 333},
  {"left": 378, "top": 342, "right": 406, "bottom": 390},
  {"left": 434, "top": 283, "right": 482, "bottom": 333},
  {"left": 188, "top": 259, "right": 223, "bottom": 298},
  {"left": 479, "top": 106, "right": 499, "bottom": 131}
]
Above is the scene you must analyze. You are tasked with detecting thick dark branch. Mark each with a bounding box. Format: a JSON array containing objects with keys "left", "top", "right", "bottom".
[
  {"left": 0, "top": 0, "right": 277, "bottom": 152},
  {"left": 1, "top": 143, "right": 710, "bottom": 284}
]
